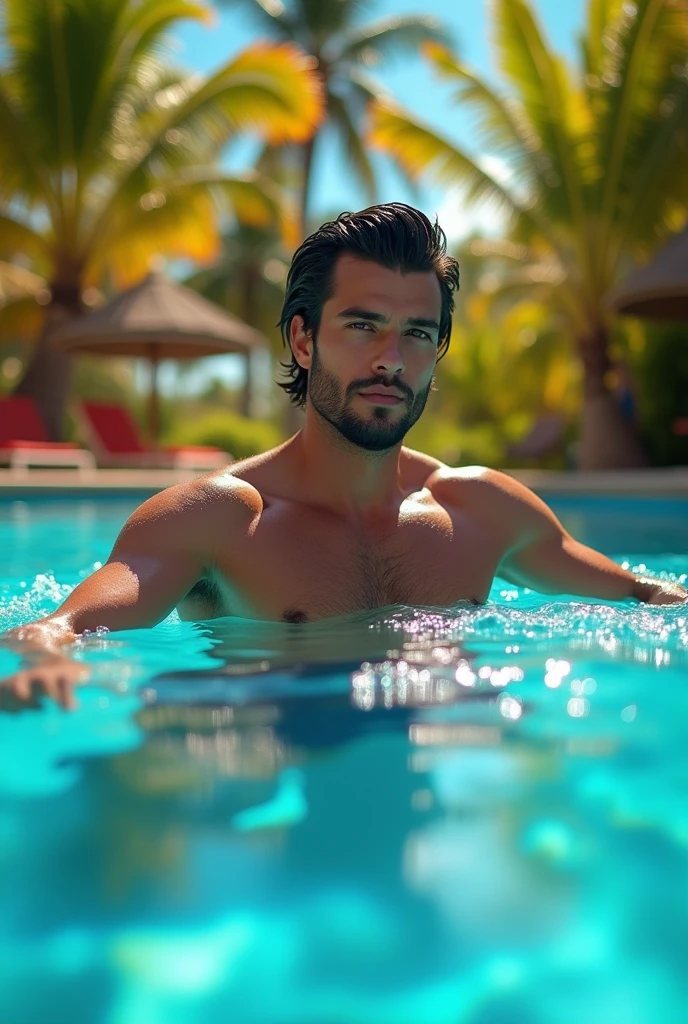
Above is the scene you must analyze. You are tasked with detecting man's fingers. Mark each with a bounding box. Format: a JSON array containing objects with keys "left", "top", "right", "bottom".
[
  {"left": 13, "top": 672, "right": 32, "bottom": 703},
  {"left": 56, "top": 676, "right": 78, "bottom": 710},
  {"left": 0, "top": 662, "right": 88, "bottom": 712}
]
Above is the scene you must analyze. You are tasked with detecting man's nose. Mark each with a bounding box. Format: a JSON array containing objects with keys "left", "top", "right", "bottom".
[{"left": 373, "top": 334, "right": 404, "bottom": 376}]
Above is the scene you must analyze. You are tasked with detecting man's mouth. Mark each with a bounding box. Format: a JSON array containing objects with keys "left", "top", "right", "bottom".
[{"left": 358, "top": 389, "right": 405, "bottom": 405}]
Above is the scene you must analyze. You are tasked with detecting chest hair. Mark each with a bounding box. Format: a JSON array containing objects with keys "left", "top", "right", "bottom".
[{"left": 352, "top": 537, "right": 421, "bottom": 609}]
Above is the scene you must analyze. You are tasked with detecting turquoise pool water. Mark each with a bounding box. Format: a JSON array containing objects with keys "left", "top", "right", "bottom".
[{"left": 0, "top": 494, "right": 687, "bottom": 1024}]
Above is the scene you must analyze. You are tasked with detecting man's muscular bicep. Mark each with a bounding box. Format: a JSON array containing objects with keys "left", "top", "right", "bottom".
[
  {"left": 447, "top": 468, "right": 636, "bottom": 601},
  {"left": 51, "top": 490, "right": 209, "bottom": 634}
]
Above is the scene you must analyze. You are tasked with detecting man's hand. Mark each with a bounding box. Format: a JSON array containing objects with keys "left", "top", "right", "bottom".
[
  {"left": 0, "top": 656, "right": 89, "bottom": 712},
  {"left": 633, "top": 577, "right": 688, "bottom": 605}
]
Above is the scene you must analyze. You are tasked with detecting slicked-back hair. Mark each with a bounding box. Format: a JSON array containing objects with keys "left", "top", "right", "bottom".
[{"left": 277, "top": 203, "right": 460, "bottom": 407}]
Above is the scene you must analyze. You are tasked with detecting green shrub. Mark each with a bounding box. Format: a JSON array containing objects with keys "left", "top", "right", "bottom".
[
  {"left": 164, "top": 409, "right": 283, "bottom": 462},
  {"left": 631, "top": 323, "right": 688, "bottom": 466}
]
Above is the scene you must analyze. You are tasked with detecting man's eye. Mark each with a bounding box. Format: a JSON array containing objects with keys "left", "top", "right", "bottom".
[
  {"left": 347, "top": 321, "right": 374, "bottom": 332},
  {"left": 407, "top": 328, "right": 432, "bottom": 341}
]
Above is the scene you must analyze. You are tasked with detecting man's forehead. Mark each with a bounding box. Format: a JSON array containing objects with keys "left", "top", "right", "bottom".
[{"left": 328, "top": 254, "right": 442, "bottom": 313}]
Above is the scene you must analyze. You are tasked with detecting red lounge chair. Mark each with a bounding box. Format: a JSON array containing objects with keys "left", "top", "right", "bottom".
[
  {"left": 0, "top": 396, "right": 95, "bottom": 472},
  {"left": 79, "top": 401, "right": 231, "bottom": 470}
]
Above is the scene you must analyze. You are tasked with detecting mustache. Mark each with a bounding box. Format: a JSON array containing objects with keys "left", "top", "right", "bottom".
[{"left": 345, "top": 375, "right": 414, "bottom": 402}]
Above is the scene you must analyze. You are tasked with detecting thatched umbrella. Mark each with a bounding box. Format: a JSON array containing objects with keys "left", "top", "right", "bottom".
[
  {"left": 610, "top": 225, "right": 688, "bottom": 320},
  {"left": 52, "top": 272, "right": 267, "bottom": 438}
]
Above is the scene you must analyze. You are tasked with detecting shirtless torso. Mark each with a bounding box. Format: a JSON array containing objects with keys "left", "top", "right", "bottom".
[{"left": 177, "top": 446, "right": 502, "bottom": 623}]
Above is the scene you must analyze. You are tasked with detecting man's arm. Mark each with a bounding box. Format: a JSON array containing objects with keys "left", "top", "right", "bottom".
[
  {"left": 0, "top": 480, "right": 222, "bottom": 710},
  {"left": 447, "top": 468, "right": 687, "bottom": 605}
]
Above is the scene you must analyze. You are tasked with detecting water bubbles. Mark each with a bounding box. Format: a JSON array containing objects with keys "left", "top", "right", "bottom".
[
  {"left": 498, "top": 695, "right": 523, "bottom": 720},
  {"left": 454, "top": 661, "right": 476, "bottom": 687},
  {"left": 544, "top": 659, "right": 570, "bottom": 688},
  {"left": 570, "top": 677, "right": 597, "bottom": 696},
  {"left": 567, "top": 697, "right": 589, "bottom": 718}
]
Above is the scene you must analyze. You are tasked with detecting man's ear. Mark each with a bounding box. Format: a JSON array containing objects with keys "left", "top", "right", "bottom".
[{"left": 290, "top": 315, "right": 313, "bottom": 370}]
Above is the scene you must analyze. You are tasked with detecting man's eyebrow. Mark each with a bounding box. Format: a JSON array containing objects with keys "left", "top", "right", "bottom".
[
  {"left": 407, "top": 317, "right": 440, "bottom": 332},
  {"left": 336, "top": 306, "right": 389, "bottom": 323},
  {"left": 336, "top": 308, "right": 440, "bottom": 332}
]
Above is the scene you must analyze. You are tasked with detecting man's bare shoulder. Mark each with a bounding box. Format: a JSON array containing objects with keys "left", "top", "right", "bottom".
[
  {"left": 121, "top": 470, "right": 263, "bottom": 543},
  {"left": 427, "top": 464, "right": 526, "bottom": 498},
  {"left": 426, "top": 464, "right": 560, "bottom": 533}
]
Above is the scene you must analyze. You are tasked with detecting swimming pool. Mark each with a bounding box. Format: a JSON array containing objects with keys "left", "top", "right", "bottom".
[{"left": 1, "top": 494, "right": 687, "bottom": 1024}]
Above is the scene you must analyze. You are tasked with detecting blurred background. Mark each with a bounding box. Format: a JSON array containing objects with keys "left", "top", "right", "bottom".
[{"left": 1, "top": 0, "right": 687, "bottom": 472}]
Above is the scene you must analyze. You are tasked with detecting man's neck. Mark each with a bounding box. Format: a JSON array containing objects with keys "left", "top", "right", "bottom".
[{"left": 290, "top": 406, "right": 406, "bottom": 520}]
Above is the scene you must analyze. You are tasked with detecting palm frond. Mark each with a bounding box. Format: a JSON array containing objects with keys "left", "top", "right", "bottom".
[
  {"left": 590, "top": 0, "right": 688, "bottom": 227},
  {"left": 493, "top": 0, "right": 586, "bottom": 227},
  {"left": 133, "top": 41, "right": 323, "bottom": 179},
  {"left": 87, "top": 171, "right": 296, "bottom": 285},
  {"left": 0, "top": 73, "right": 52, "bottom": 206},
  {"left": 423, "top": 43, "right": 554, "bottom": 200},
  {"left": 3, "top": 0, "right": 211, "bottom": 172},
  {"left": 0, "top": 213, "right": 51, "bottom": 265},
  {"left": 328, "top": 92, "right": 376, "bottom": 202},
  {"left": 335, "top": 14, "right": 450, "bottom": 63},
  {"left": 86, "top": 185, "right": 220, "bottom": 288},
  {"left": 608, "top": 71, "right": 688, "bottom": 261},
  {"left": 346, "top": 66, "right": 388, "bottom": 108},
  {"left": 78, "top": 1, "right": 212, "bottom": 168},
  {"left": 221, "top": 0, "right": 296, "bottom": 42},
  {"left": 189, "top": 172, "right": 299, "bottom": 246},
  {"left": 85, "top": 42, "right": 323, "bottom": 251},
  {"left": 582, "top": 0, "right": 626, "bottom": 77},
  {"left": 368, "top": 99, "right": 533, "bottom": 225}
]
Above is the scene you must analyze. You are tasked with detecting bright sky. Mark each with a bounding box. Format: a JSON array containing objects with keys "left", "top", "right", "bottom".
[{"left": 164, "top": 0, "right": 585, "bottom": 395}]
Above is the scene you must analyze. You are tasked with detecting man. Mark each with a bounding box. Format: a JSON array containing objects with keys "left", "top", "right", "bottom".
[{"left": 1, "top": 204, "right": 685, "bottom": 709}]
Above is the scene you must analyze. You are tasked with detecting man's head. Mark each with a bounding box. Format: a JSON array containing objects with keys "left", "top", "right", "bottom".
[{"left": 278, "top": 203, "right": 460, "bottom": 452}]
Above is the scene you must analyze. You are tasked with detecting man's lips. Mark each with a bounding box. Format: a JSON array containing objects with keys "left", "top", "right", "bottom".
[{"left": 358, "top": 389, "right": 405, "bottom": 405}]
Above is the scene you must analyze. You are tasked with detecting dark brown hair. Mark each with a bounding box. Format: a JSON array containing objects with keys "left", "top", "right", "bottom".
[{"left": 277, "top": 203, "right": 460, "bottom": 406}]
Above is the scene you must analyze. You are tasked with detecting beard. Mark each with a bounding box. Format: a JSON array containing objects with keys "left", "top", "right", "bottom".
[{"left": 307, "top": 345, "right": 432, "bottom": 452}]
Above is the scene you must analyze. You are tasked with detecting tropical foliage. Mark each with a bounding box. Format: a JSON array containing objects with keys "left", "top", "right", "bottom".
[
  {"left": 225, "top": 0, "right": 448, "bottom": 227},
  {"left": 164, "top": 406, "right": 283, "bottom": 460},
  {"left": 0, "top": 0, "right": 323, "bottom": 437},
  {"left": 369, "top": 0, "right": 688, "bottom": 468},
  {"left": 406, "top": 247, "right": 580, "bottom": 467}
]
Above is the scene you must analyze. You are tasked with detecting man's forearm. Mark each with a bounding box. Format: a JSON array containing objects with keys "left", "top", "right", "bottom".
[{"left": 1, "top": 618, "right": 78, "bottom": 663}]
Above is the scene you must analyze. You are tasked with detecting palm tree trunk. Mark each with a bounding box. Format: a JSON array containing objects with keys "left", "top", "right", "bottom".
[
  {"left": 15, "top": 281, "right": 83, "bottom": 441},
  {"left": 240, "top": 262, "right": 260, "bottom": 418},
  {"left": 577, "top": 324, "right": 648, "bottom": 470},
  {"left": 300, "top": 131, "right": 319, "bottom": 238}
]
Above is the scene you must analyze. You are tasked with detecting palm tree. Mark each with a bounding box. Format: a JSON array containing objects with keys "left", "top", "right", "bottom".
[
  {"left": 185, "top": 220, "right": 290, "bottom": 416},
  {"left": 226, "top": 0, "right": 449, "bottom": 230},
  {"left": 0, "top": 0, "right": 323, "bottom": 438},
  {"left": 369, "top": 0, "right": 688, "bottom": 469}
]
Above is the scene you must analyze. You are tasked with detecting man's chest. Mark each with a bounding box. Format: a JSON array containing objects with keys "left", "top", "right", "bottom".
[{"left": 210, "top": 495, "right": 504, "bottom": 622}]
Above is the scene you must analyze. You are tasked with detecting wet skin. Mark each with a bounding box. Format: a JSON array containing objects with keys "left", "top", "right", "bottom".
[{"left": 1, "top": 256, "right": 686, "bottom": 708}]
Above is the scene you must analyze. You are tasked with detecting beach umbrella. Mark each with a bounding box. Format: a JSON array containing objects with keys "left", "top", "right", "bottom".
[
  {"left": 610, "top": 225, "right": 688, "bottom": 320},
  {"left": 52, "top": 271, "right": 267, "bottom": 438}
]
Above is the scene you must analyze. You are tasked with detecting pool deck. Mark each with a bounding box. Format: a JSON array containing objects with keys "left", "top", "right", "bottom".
[{"left": 1, "top": 466, "right": 688, "bottom": 498}]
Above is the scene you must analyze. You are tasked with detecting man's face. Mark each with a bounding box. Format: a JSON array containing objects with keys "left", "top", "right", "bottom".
[{"left": 294, "top": 255, "right": 442, "bottom": 452}]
